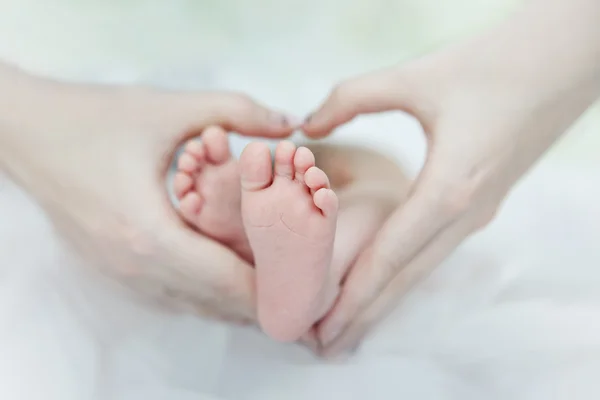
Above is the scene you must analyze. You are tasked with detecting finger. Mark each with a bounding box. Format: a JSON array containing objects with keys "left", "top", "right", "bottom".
[
  {"left": 156, "top": 217, "right": 258, "bottom": 323},
  {"left": 163, "top": 288, "right": 255, "bottom": 326},
  {"left": 318, "top": 194, "right": 496, "bottom": 357},
  {"left": 302, "top": 66, "right": 425, "bottom": 138},
  {"left": 159, "top": 91, "right": 301, "bottom": 140},
  {"left": 320, "top": 223, "right": 463, "bottom": 357},
  {"left": 298, "top": 328, "right": 321, "bottom": 355},
  {"left": 319, "top": 214, "right": 471, "bottom": 357},
  {"left": 315, "top": 174, "right": 461, "bottom": 347}
]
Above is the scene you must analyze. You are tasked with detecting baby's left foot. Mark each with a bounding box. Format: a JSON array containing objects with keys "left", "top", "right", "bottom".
[{"left": 173, "top": 126, "right": 251, "bottom": 262}]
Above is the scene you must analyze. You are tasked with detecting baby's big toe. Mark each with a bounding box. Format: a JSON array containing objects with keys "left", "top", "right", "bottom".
[{"left": 240, "top": 142, "right": 274, "bottom": 192}]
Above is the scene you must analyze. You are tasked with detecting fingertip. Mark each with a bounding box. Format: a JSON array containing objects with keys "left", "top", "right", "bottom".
[
  {"left": 261, "top": 111, "right": 302, "bottom": 138},
  {"left": 303, "top": 67, "right": 418, "bottom": 137},
  {"left": 318, "top": 316, "right": 344, "bottom": 348},
  {"left": 278, "top": 112, "right": 303, "bottom": 130},
  {"left": 301, "top": 97, "right": 354, "bottom": 138},
  {"left": 207, "top": 93, "right": 299, "bottom": 139},
  {"left": 301, "top": 112, "right": 334, "bottom": 138}
]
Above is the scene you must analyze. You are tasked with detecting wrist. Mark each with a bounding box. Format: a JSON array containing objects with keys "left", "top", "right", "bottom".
[
  {"left": 441, "top": 0, "right": 600, "bottom": 143},
  {"left": 0, "top": 63, "right": 78, "bottom": 194},
  {"left": 0, "top": 64, "right": 46, "bottom": 170}
]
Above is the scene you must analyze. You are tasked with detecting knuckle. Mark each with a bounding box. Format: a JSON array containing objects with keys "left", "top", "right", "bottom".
[
  {"left": 203, "top": 92, "right": 257, "bottom": 127},
  {"left": 110, "top": 214, "right": 162, "bottom": 261},
  {"left": 436, "top": 179, "right": 479, "bottom": 218},
  {"left": 96, "top": 214, "right": 159, "bottom": 256},
  {"left": 474, "top": 207, "right": 499, "bottom": 231},
  {"left": 209, "top": 276, "right": 251, "bottom": 312},
  {"left": 342, "top": 283, "right": 365, "bottom": 310},
  {"left": 373, "top": 241, "right": 403, "bottom": 275},
  {"left": 127, "top": 229, "right": 158, "bottom": 257},
  {"left": 376, "top": 254, "right": 401, "bottom": 282}
]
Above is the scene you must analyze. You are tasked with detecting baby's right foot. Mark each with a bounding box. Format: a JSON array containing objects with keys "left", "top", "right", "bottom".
[
  {"left": 240, "top": 141, "right": 339, "bottom": 342},
  {"left": 173, "top": 126, "right": 252, "bottom": 262}
]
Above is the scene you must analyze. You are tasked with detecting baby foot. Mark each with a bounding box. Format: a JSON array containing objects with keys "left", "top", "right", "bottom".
[
  {"left": 240, "top": 141, "right": 339, "bottom": 342},
  {"left": 173, "top": 126, "right": 252, "bottom": 262}
]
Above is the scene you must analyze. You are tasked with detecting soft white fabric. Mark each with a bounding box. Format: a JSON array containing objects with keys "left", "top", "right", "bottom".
[
  {"left": 2, "top": 152, "right": 600, "bottom": 399},
  {"left": 0, "top": 1, "right": 599, "bottom": 396}
]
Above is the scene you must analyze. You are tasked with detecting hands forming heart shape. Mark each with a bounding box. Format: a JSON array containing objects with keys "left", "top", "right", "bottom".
[{"left": 0, "top": 0, "right": 599, "bottom": 357}]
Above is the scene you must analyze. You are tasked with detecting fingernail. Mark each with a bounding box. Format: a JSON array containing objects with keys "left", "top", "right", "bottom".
[
  {"left": 272, "top": 112, "right": 302, "bottom": 128},
  {"left": 321, "top": 326, "right": 341, "bottom": 347},
  {"left": 302, "top": 112, "right": 314, "bottom": 126},
  {"left": 303, "top": 339, "right": 321, "bottom": 355}
]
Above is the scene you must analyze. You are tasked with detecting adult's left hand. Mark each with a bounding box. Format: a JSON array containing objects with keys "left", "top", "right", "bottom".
[{"left": 302, "top": 0, "right": 600, "bottom": 356}]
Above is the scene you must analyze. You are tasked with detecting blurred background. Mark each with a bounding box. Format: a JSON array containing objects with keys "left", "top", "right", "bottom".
[{"left": 0, "top": 0, "right": 597, "bottom": 171}]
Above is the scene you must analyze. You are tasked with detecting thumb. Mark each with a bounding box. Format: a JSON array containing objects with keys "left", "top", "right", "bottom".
[
  {"left": 159, "top": 218, "right": 257, "bottom": 323},
  {"left": 302, "top": 65, "right": 429, "bottom": 138},
  {"left": 159, "top": 91, "right": 301, "bottom": 141}
]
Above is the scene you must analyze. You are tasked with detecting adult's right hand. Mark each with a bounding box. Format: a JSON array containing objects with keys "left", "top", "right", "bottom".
[
  {"left": 303, "top": 0, "right": 600, "bottom": 356},
  {"left": 0, "top": 63, "right": 297, "bottom": 324}
]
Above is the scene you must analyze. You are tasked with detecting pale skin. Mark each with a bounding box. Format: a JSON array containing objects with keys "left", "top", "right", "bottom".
[
  {"left": 301, "top": 0, "right": 600, "bottom": 356},
  {"left": 174, "top": 127, "right": 408, "bottom": 342},
  {"left": 1, "top": 0, "right": 599, "bottom": 358},
  {"left": 172, "top": 0, "right": 600, "bottom": 351},
  {"left": 0, "top": 62, "right": 300, "bottom": 324}
]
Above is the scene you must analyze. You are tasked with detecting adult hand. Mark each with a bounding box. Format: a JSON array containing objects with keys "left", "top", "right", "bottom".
[
  {"left": 302, "top": 0, "right": 600, "bottom": 356},
  {"left": 0, "top": 64, "right": 297, "bottom": 323}
]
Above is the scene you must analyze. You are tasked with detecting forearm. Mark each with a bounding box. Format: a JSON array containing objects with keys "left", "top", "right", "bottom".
[
  {"left": 0, "top": 63, "right": 44, "bottom": 173},
  {"left": 0, "top": 62, "right": 84, "bottom": 175},
  {"left": 486, "top": 0, "right": 600, "bottom": 107},
  {"left": 0, "top": 62, "right": 72, "bottom": 198}
]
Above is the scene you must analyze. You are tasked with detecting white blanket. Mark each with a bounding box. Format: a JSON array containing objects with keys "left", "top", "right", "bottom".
[
  {"left": 1, "top": 1, "right": 599, "bottom": 396},
  {"left": 2, "top": 156, "right": 600, "bottom": 399}
]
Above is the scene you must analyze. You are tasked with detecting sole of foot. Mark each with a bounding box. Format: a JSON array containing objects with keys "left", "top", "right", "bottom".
[
  {"left": 173, "top": 126, "right": 251, "bottom": 261},
  {"left": 240, "top": 140, "right": 339, "bottom": 342}
]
